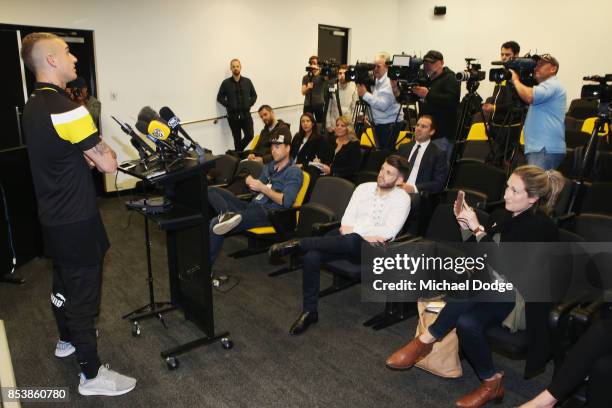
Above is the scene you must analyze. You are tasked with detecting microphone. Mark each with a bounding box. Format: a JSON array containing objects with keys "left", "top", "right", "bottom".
[
  {"left": 111, "top": 115, "right": 155, "bottom": 156},
  {"left": 138, "top": 106, "right": 160, "bottom": 124},
  {"left": 147, "top": 119, "right": 171, "bottom": 141},
  {"left": 135, "top": 120, "right": 174, "bottom": 152},
  {"left": 159, "top": 106, "right": 204, "bottom": 155},
  {"left": 490, "top": 61, "right": 505, "bottom": 66}
]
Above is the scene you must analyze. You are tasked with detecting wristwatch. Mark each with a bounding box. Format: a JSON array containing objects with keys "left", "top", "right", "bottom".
[{"left": 472, "top": 225, "right": 485, "bottom": 235}]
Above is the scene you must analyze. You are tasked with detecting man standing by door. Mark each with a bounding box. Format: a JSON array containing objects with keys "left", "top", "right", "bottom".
[{"left": 217, "top": 58, "right": 258, "bottom": 151}]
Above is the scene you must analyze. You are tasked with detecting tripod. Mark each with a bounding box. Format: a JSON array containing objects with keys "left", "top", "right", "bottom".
[
  {"left": 497, "top": 95, "right": 528, "bottom": 179},
  {"left": 447, "top": 79, "right": 490, "bottom": 183},
  {"left": 321, "top": 78, "right": 344, "bottom": 142},
  {"left": 122, "top": 186, "right": 176, "bottom": 337},
  {"left": 567, "top": 106, "right": 611, "bottom": 213},
  {"left": 392, "top": 101, "right": 418, "bottom": 149},
  {"left": 352, "top": 97, "right": 376, "bottom": 147}
]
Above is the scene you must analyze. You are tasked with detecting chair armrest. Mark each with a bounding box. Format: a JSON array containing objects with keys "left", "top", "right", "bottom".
[
  {"left": 225, "top": 150, "right": 254, "bottom": 161},
  {"left": 236, "top": 193, "right": 255, "bottom": 201},
  {"left": 312, "top": 221, "right": 340, "bottom": 235},
  {"left": 549, "top": 292, "right": 589, "bottom": 329},
  {"left": 267, "top": 207, "right": 298, "bottom": 236},
  {"left": 393, "top": 233, "right": 420, "bottom": 242},
  {"left": 554, "top": 212, "right": 576, "bottom": 227},
  {"left": 477, "top": 199, "right": 505, "bottom": 212},
  {"left": 209, "top": 183, "right": 229, "bottom": 189},
  {"left": 571, "top": 300, "right": 605, "bottom": 327}
]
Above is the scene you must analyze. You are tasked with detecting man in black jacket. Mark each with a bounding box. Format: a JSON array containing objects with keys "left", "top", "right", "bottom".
[
  {"left": 247, "top": 105, "right": 292, "bottom": 164},
  {"left": 217, "top": 59, "right": 257, "bottom": 151},
  {"left": 483, "top": 41, "right": 522, "bottom": 167},
  {"left": 412, "top": 50, "right": 460, "bottom": 162}
]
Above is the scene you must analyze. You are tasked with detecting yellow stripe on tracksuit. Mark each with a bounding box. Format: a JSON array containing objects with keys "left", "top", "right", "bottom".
[{"left": 51, "top": 106, "right": 98, "bottom": 144}]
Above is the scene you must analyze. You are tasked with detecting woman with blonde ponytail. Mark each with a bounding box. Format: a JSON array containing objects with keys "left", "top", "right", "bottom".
[{"left": 386, "top": 165, "right": 561, "bottom": 408}]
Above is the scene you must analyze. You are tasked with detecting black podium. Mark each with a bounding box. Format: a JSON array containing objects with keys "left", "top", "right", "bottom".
[{"left": 119, "top": 154, "right": 231, "bottom": 369}]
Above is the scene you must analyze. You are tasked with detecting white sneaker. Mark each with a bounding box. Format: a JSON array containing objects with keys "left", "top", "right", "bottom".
[
  {"left": 212, "top": 212, "right": 242, "bottom": 235},
  {"left": 78, "top": 364, "right": 137, "bottom": 396},
  {"left": 55, "top": 340, "right": 75, "bottom": 358}
]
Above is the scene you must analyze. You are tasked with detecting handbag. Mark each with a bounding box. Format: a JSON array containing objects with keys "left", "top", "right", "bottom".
[{"left": 414, "top": 301, "right": 463, "bottom": 378}]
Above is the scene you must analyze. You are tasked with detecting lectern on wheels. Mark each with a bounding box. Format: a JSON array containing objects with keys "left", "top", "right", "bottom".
[{"left": 119, "top": 154, "right": 232, "bottom": 370}]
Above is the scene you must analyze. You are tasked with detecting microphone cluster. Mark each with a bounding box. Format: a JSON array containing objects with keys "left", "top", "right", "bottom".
[{"left": 112, "top": 106, "right": 205, "bottom": 166}]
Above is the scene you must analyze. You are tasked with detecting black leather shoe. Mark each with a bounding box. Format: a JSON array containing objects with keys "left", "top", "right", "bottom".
[
  {"left": 289, "top": 311, "right": 318, "bottom": 335},
  {"left": 269, "top": 239, "right": 301, "bottom": 259}
]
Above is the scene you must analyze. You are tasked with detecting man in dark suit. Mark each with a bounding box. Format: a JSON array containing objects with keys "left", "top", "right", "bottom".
[
  {"left": 397, "top": 114, "right": 448, "bottom": 197},
  {"left": 397, "top": 115, "right": 448, "bottom": 233}
]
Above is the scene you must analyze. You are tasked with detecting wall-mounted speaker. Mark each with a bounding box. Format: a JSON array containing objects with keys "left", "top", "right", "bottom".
[{"left": 434, "top": 6, "right": 446, "bottom": 16}]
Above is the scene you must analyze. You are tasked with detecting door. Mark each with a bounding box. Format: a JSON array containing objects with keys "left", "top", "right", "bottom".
[
  {"left": 0, "top": 29, "right": 26, "bottom": 150},
  {"left": 317, "top": 25, "right": 349, "bottom": 64}
]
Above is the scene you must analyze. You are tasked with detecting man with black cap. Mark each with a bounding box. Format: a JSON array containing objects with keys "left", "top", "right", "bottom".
[
  {"left": 207, "top": 133, "right": 303, "bottom": 267},
  {"left": 412, "top": 50, "right": 460, "bottom": 161},
  {"left": 511, "top": 53, "right": 566, "bottom": 170}
]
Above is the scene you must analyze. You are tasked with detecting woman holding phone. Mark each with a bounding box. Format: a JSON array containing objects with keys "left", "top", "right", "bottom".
[{"left": 386, "top": 165, "right": 564, "bottom": 408}]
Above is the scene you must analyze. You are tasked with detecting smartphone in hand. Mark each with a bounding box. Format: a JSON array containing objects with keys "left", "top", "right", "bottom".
[{"left": 454, "top": 190, "right": 466, "bottom": 217}]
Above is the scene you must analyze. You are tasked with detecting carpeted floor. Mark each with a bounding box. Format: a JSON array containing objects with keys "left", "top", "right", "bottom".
[{"left": 0, "top": 196, "right": 552, "bottom": 407}]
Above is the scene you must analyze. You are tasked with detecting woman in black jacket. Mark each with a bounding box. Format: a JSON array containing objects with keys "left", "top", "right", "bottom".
[
  {"left": 519, "top": 307, "right": 612, "bottom": 408},
  {"left": 314, "top": 115, "right": 361, "bottom": 180},
  {"left": 386, "top": 165, "right": 564, "bottom": 408},
  {"left": 291, "top": 112, "right": 331, "bottom": 167}
]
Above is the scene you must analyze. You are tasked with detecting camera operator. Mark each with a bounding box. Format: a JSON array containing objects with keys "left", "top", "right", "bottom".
[
  {"left": 301, "top": 55, "right": 327, "bottom": 125},
  {"left": 66, "top": 76, "right": 101, "bottom": 127},
  {"left": 217, "top": 58, "right": 258, "bottom": 151},
  {"left": 357, "top": 52, "right": 403, "bottom": 150},
  {"left": 483, "top": 41, "right": 522, "bottom": 166},
  {"left": 325, "top": 64, "right": 358, "bottom": 135},
  {"left": 511, "top": 54, "right": 566, "bottom": 170},
  {"left": 412, "top": 50, "right": 460, "bottom": 161}
]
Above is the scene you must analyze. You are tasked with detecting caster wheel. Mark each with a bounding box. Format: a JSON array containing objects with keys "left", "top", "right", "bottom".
[
  {"left": 165, "top": 356, "right": 179, "bottom": 370},
  {"left": 220, "top": 337, "right": 233, "bottom": 350},
  {"left": 131, "top": 321, "right": 141, "bottom": 337}
]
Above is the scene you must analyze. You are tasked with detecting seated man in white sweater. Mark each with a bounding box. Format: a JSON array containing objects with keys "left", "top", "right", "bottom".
[{"left": 270, "top": 155, "right": 412, "bottom": 335}]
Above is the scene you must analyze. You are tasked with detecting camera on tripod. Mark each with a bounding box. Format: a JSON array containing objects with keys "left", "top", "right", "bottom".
[
  {"left": 456, "top": 58, "right": 485, "bottom": 82},
  {"left": 319, "top": 58, "right": 339, "bottom": 79},
  {"left": 581, "top": 75, "right": 612, "bottom": 111},
  {"left": 387, "top": 54, "right": 426, "bottom": 104},
  {"left": 345, "top": 62, "right": 376, "bottom": 87},
  {"left": 489, "top": 55, "right": 538, "bottom": 85}
]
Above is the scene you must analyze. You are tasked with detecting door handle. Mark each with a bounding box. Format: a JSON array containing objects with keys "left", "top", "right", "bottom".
[{"left": 15, "top": 106, "right": 23, "bottom": 146}]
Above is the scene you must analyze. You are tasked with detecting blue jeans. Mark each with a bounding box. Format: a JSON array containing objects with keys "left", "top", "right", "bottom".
[
  {"left": 208, "top": 187, "right": 270, "bottom": 266},
  {"left": 428, "top": 300, "right": 515, "bottom": 379},
  {"left": 300, "top": 230, "right": 363, "bottom": 312},
  {"left": 432, "top": 137, "right": 453, "bottom": 163},
  {"left": 525, "top": 148, "right": 565, "bottom": 170}
]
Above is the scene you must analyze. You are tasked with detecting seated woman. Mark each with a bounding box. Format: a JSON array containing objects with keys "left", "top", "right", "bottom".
[
  {"left": 519, "top": 306, "right": 612, "bottom": 408},
  {"left": 291, "top": 112, "right": 331, "bottom": 172},
  {"left": 313, "top": 115, "right": 361, "bottom": 181},
  {"left": 386, "top": 165, "right": 564, "bottom": 408}
]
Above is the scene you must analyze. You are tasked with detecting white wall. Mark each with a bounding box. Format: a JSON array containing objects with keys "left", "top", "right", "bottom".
[
  {"left": 3, "top": 0, "right": 611, "bottom": 190},
  {"left": 1, "top": 0, "right": 402, "bottom": 190},
  {"left": 397, "top": 0, "right": 612, "bottom": 102}
]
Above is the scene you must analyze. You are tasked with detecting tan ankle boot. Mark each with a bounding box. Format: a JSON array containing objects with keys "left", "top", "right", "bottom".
[
  {"left": 455, "top": 372, "right": 504, "bottom": 408},
  {"left": 385, "top": 337, "right": 434, "bottom": 370}
]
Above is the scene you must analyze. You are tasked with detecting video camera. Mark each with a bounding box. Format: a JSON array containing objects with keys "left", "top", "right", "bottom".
[
  {"left": 305, "top": 58, "right": 340, "bottom": 79},
  {"left": 582, "top": 75, "right": 612, "bottom": 107},
  {"left": 582, "top": 75, "right": 612, "bottom": 115},
  {"left": 456, "top": 58, "right": 485, "bottom": 82},
  {"left": 344, "top": 62, "right": 376, "bottom": 87},
  {"left": 489, "top": 54, "right": 538, "bottom": 86},
  {"left": 387, "top": 54, "right": 426, "bottom": 104}
]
